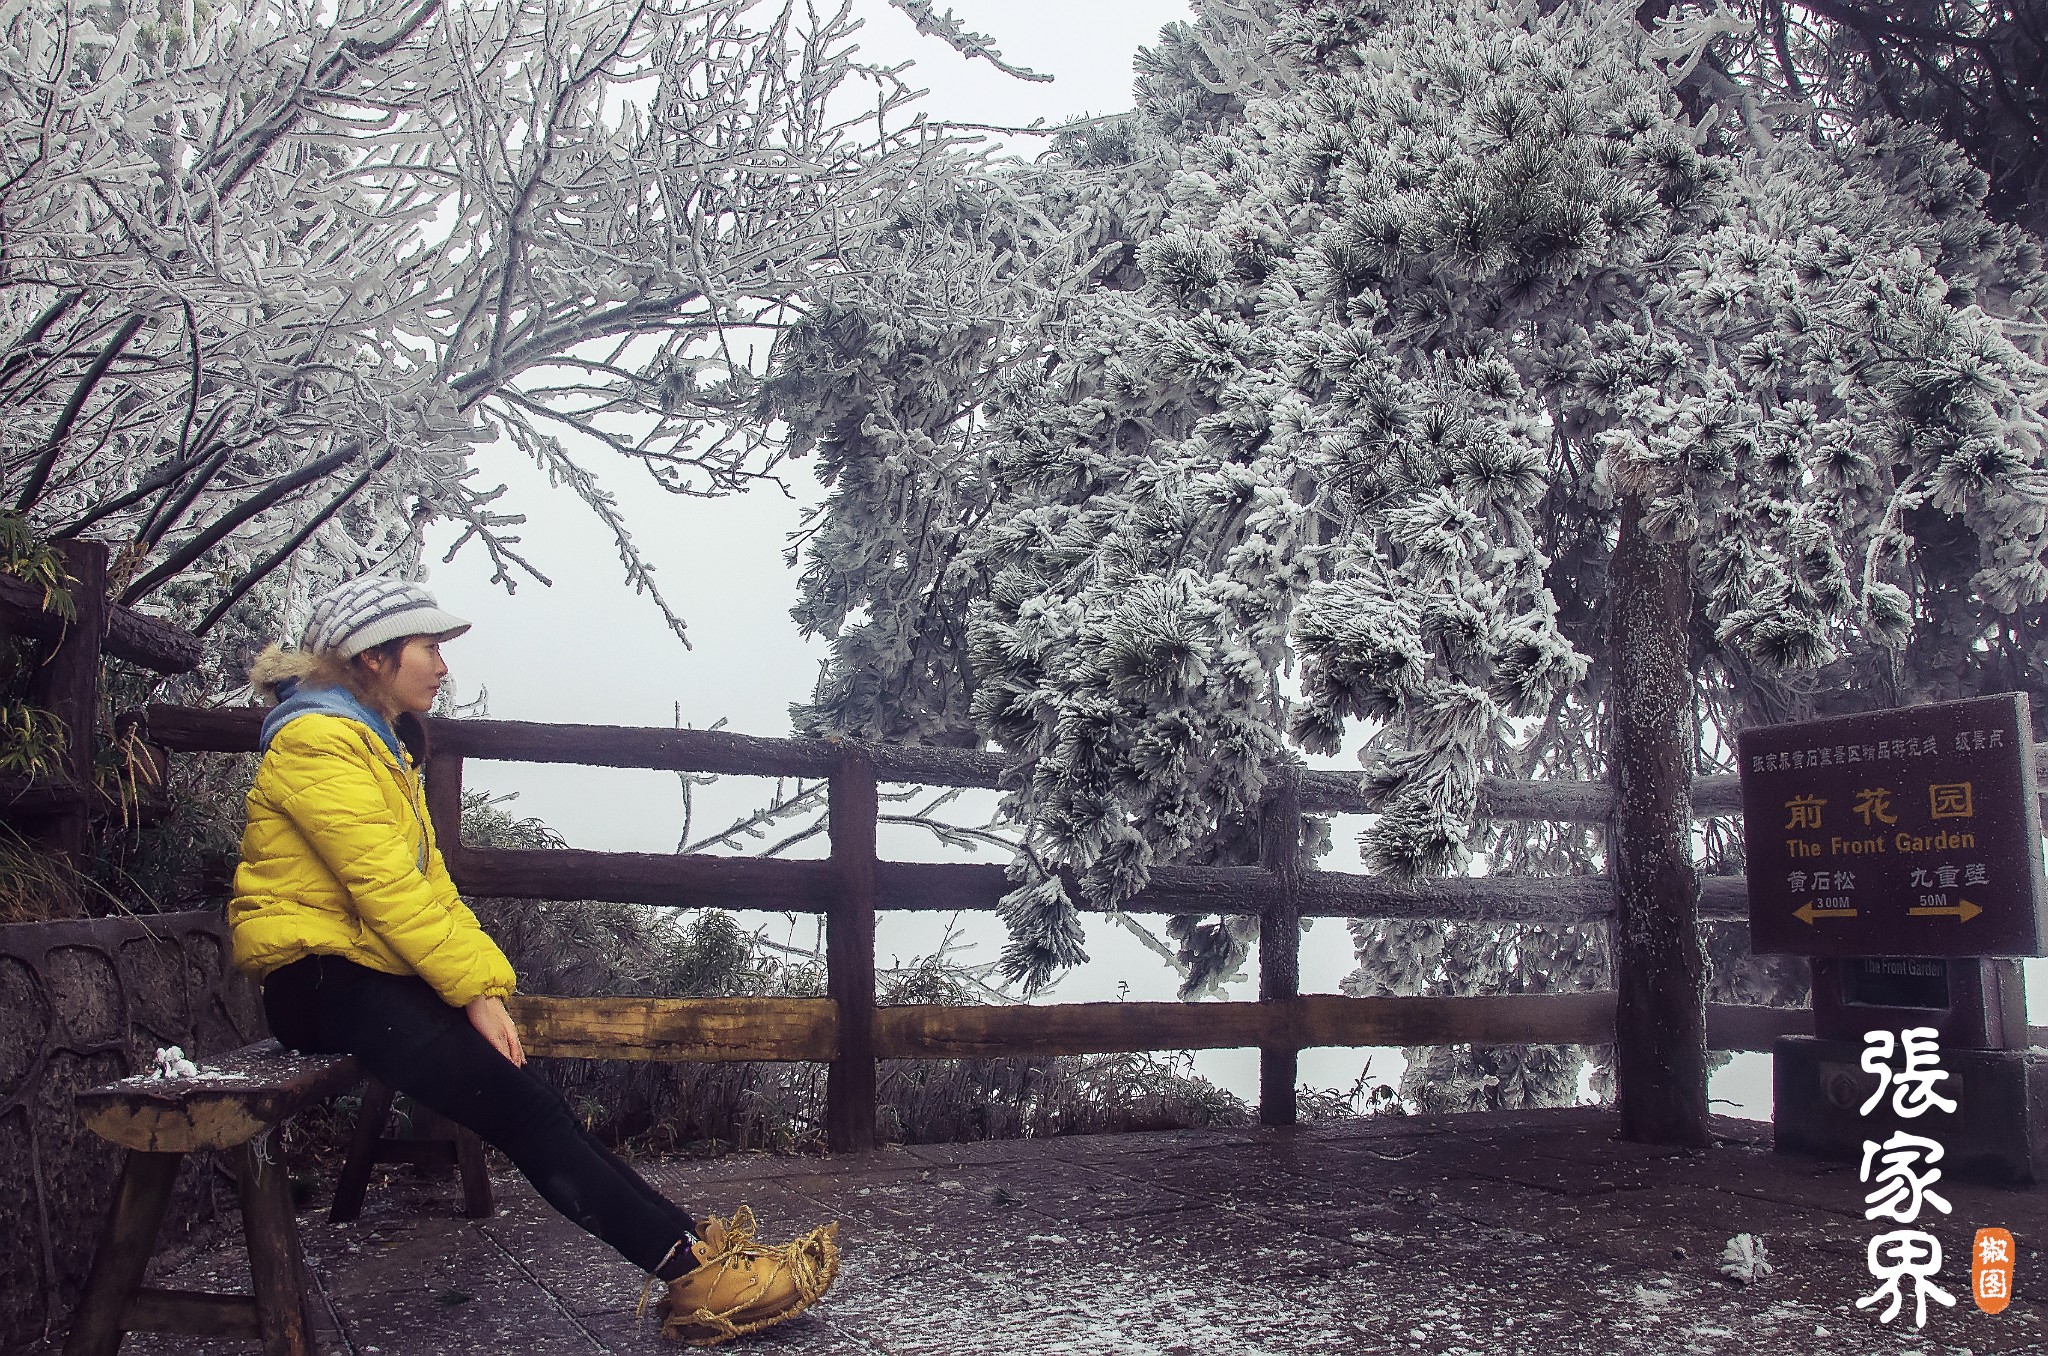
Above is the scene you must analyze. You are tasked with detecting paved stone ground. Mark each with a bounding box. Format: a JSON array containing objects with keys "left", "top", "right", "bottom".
[{"left": 94, "top": 1109, "right": 2048, "bottom": 1355}]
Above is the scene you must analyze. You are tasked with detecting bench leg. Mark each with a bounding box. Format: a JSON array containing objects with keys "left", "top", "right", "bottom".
[
  {"left": 328, "top": 1078, "right": 394, "bottom": 1223},
  {"left": 62, "top": 1150, "right": 183, "bottom": 1356},
  {"left": 413, "top": 1101, "right": 493, "bottom": 1216},
  {"left": 409, "top": 1104, "right": 458, "bottom": 1180},
  {"left": 230, "top": 1138, "right": 318, "bottom": 1356},
  {"left": 454, "top": 1125, "right": 494, "bottom": 1219}
]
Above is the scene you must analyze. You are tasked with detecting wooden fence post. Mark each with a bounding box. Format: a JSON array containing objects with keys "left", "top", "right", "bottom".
[
  {"left": 1259, "top": 770, "right": 1302, "bottom": 1126},
  {"left": 1609, "top": 494, "right": 1709, "bottom": 1146},
  {"left": 826, "top": 746, "right": 878, "bottom": 1152},
  {"left": 422, "top": 748, "right": 464, "bottom": 856},
  {"left": 25, "top": 540, "right": 108, "bottom": 860}
]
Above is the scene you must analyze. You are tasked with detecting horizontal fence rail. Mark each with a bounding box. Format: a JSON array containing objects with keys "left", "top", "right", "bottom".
[
  {"left": 142, "top": 702, "right": 1847, "bottom": 1146},
  {"left": 440, "top": 851, "right": 1756, "bottom": 924},
  {"left": 146, "top": 704, "right": 2048, "bottom": 829},
  {"left": 146, "top": 705, "right": 2048, "bottom": 819},
  {"left": 505, "top": 993, "right": 1812, "bottom": 1062},
  {"left": 0, "top": 572, "right": 200, "bottom": 674},
  {"left": 142, "top": 706, "right": 1764, "bottom": 819},
  {"left": 143, "top": 705, "right": 1760, "bottom": 924},
  {"left": 506, "top": 996, "right": 839, "bottom": 1062}
]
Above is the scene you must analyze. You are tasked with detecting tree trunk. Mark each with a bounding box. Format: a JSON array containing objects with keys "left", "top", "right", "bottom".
[{"left": 1608, "top": 493, "right": 1710, "bottom": 1146}]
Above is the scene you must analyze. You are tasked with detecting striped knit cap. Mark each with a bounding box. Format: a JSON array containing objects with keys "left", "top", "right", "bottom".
[{"left": 300, "top": 578, "right": 470, "bottom": 659}]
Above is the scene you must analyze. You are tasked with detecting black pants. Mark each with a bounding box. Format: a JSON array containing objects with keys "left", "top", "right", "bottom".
[{"left": 263, "top": 955, "right": 696, "bottom": 1276}]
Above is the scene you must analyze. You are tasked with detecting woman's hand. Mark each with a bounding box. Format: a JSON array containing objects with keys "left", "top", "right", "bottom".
[{"left": 465, "top": 995, "right": 526, "bottom": 1067}]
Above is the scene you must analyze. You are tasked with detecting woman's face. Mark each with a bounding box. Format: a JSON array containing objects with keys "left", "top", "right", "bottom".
[{"left": 375, "top": 636, "right": 449, "bottom": 715}]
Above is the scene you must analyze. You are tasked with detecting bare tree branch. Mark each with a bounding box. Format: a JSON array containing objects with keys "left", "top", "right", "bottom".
[{"left": 1, "top": 0, "right": 969, "bottom": 635}]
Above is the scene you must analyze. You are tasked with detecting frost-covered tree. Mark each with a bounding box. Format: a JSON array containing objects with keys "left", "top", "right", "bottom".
[
  {"left": 2, "top": 0, "right": 958, "bottom": 643},
  {"left": 1655, "top": 0, "right": 2048, "bottom": 237},
  {"left": 770, "top": 0, "right": 2048, "bottom": 1138}
]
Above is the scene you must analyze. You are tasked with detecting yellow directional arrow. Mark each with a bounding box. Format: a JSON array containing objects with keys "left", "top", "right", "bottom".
[
  {"left": 1795, "top": 903, "right": 1859, "bottom": 924},
  {"left": 1909, "top": 898, "right": 1983, "bottom": 922}
]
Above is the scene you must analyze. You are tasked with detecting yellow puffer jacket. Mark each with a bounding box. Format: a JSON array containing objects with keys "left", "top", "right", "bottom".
[{"left": 229, "top": 670, "right": 516, "bottom": 1008}]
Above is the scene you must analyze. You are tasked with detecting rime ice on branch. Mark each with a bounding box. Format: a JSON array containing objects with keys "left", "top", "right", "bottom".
[{"left": 1, "top": 0, "right": 967, "bottom": 646}]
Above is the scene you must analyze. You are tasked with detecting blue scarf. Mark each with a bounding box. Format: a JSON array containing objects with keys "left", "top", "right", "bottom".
[{"left": 260, "top": 678, "right": 406, "bottom": 766}]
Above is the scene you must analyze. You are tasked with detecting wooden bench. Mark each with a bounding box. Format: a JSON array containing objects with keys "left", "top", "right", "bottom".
[{"left": 65, "top": 1041, "right": 492, "bottom": 1356}]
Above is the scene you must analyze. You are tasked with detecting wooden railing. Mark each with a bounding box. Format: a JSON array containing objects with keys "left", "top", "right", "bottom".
[
  {"left": 0, "top": 564, "right": 203, "bottom": 672},
  {"left": 5, "top": 556, "right": 2033, "bottom": 1148},
  {"left": 145, "top": 703, "right": 1815, "bottom": 1150}
]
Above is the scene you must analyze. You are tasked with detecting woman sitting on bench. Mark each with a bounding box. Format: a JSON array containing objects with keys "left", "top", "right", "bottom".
[{"left": 228, "top": 577, "right": 839, "bottom": 1347}]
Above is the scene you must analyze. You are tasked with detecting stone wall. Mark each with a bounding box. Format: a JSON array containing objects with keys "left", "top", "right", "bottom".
[{"left": 0, "top": 910, "right": 265, "bottom": 1351}]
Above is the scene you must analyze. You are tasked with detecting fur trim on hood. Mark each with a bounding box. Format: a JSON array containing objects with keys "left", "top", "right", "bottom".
[{"left": 247, "top": 645, "right": 354, "bottom": 704}]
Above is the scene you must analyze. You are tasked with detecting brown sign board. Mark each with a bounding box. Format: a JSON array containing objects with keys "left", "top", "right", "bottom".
[{"left": 1738, "top": 693, "right": 2047, "bottom": 958}]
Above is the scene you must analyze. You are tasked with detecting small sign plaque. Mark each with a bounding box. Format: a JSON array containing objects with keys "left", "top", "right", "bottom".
[
  {"left": 1738, "top": 693, "right": 2047, "bottom": 957},
  {"left": 1840, "top": 957, "right": 1949, "bottom": 1010}
]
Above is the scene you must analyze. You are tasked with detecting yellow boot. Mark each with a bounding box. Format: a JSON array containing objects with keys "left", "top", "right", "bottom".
[{"left": 646, "top": 1206, "right": 841, "bottom": 1347}]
